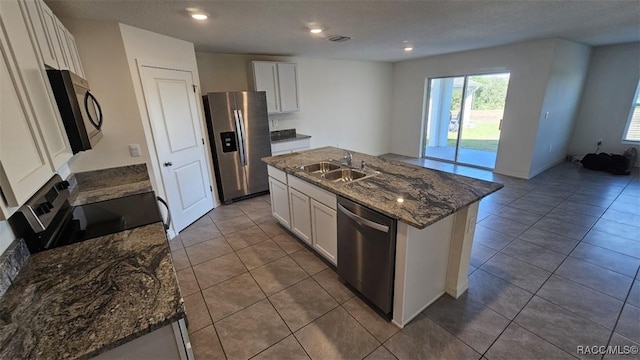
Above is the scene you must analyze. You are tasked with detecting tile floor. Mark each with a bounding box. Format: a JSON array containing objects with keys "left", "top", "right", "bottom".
[{"left": 170, "top": 160, "right": 640, "bottom": 360}]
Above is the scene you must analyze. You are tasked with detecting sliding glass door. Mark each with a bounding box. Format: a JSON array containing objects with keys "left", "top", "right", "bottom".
[{"left": 424, "top": 72, "right": 510, "bottom": 169}]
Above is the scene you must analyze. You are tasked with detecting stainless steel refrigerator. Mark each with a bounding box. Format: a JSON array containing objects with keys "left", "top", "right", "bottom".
[{"left": 203, "top": 92, "right": 272, "bottom": 203}]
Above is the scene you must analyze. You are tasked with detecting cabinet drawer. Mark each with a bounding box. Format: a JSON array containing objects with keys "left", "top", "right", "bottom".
[
  {"left": 271, "top": 138, "right": 310, "bottom": 154},
  {"left": 288, "top": 176, "right": 336, "bottom": 210},
  {"left": 267, "top": 165, "right": 287, "bottom": 184}
]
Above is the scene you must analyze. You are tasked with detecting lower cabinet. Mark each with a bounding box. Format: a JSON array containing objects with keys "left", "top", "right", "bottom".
[
  {"left": 311, "top": 199, "right": 337, "bottom": 265},
  {"left": 288, "top": 187, "right": 312, "bottom": 244},
  {"left": 267, "top": 165, "right": 337, "bottom": 266},
  {"left": 268, "top": 177, "right": 290, "bottom": 228}
]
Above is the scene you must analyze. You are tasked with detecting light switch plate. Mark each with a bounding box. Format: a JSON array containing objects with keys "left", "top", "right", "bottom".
[{"left": 129, "top": 144, "right": 141, "bottom": 157}]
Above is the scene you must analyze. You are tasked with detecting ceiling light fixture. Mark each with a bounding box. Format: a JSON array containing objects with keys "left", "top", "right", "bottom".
[
  {"left": 310, "top": 28, "right": 323, "bottom": 34},
  {"left": 185, "top": 7, "right": 209, "bottom": 21},
  {"left": 404, "top": 46, "right": 414, "bottom": 52},
  {"left": 191, "top": 13, "right": 208, "bottom": 20}
]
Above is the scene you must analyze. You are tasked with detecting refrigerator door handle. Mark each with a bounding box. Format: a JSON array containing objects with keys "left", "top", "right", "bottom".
[
  {"left": 233, "top": 110, "right": 247, "bottom": 166},
  {"left": 237, "top": 110, "right": 248, "bottom": 166}
]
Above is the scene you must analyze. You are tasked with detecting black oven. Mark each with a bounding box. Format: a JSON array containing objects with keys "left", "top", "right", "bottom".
[
  {"left": 8, "top": 176, "right": 170, "bottom": 254},
  {"left": 47, "top": 70, "right": 103, "bottom": 154}
]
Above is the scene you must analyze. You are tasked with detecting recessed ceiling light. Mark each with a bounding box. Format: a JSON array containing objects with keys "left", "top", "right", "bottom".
[
  {"left": 191, "top": 13, "right": 208, "bottom": 20},
  {"left": 310, "top": 28, "right": 323, "bottom": 34},
  {"left": 404, "top": 46, "right": 414, "bottom": 52},
  {"left": 185, "top": 7, "right": 209, "bottom": 21}
]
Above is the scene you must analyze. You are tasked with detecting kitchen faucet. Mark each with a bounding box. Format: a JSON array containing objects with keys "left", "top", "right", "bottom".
[{"left": 343, "top": 151, "right": 353, "bottom": 167}]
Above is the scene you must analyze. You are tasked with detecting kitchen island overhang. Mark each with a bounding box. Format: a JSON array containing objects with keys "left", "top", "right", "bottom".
[{"left": 263, "top": 147, "right": 503, "bottom": 328}]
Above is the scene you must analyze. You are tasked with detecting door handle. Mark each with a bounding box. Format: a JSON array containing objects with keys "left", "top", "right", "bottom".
[
  {"left": 163, "top": 162, "right": 173, "bottom": 167},
  {"left": 156, "top": 196, "right": 172, "bottom": 231},
  {"left": 233, "top": 110, "right": 247, "bottom": 166},
  {"left": 338, "top": 204, "right": 389, "bottom": 233}
]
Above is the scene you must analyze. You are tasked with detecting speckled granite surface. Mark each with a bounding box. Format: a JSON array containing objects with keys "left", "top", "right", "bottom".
[
  {"left": 0, "top": 222, "right": 184, "bottom": 360},
  {"left": 263, "top": 147, "right": 503, "bottom": 229},
  {"left": 69, "top": 164, "right": 152, "bottom": 206},
  {"left": 0, "top": 239, "right": 29, "bottom": 298}
]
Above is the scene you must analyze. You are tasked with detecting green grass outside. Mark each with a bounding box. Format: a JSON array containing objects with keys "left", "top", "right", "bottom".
[{"left": 446, "top": 123, "right": 500, "bottom": 152}]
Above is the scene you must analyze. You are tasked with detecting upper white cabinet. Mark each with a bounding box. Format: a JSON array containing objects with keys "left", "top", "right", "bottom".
[
  {"left": 0, "top": 3, "right": 54, "bottom": 207},
  {"left": 21, "top": 0, "right": 84, "bottom": 78},
  {"left": 252, "top": 61, "right": 299, "bottom": 114},
  {"left": 10, "top": 0, "right": 73, "bottom": 170},
  {"left": 21, "top": 0, "right": 57, "bottom": 68}
]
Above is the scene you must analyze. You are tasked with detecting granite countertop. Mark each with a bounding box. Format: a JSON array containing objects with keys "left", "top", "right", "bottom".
[
  {"left": 263, "top": 147, "right": 503, "bottom": 229},
  {"left": 0, "top": 222, "right": 184, "bottom": 360},
  {"left": 69, "top": 164, "right": 152, "bottom": 206},
  {"left": 0, "top": 164, "right": 184, "bottom": 359},
  {"left": 270, "top": 129, "right": 311, "bottom": 144}
]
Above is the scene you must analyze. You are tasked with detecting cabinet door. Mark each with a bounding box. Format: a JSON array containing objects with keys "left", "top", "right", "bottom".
[
  {"left": 2, "top": 0, "right": 72, "bottom": 171},
  {"left": 53, "top": 18, "right": 72, "bottom": 71},
  {"left": 253, "top": 61, "right": 280, "bottom": 114},
  {"left": 21, "top": 0, "right": 57, "bottom": 68},
  {"left": 268, "top": 177, "right": 290, "bottom": 228},
  {"left": 311, "top": 199, "right": 337, "bottom": 265},
  {"left": 289, "top": 187, "right": 312, "bottom": 245},
  {"left": 277, "top": 63, "right": 299, "bottom": 112},
  {"left": 65, "top": 31, "right": 84, "bottom": 78},
  {"left": 38, "top": 0, "right": 63, "bottom": 69},
  {"left": 0, "top": 18, "right": 54, "bottom": 207}
]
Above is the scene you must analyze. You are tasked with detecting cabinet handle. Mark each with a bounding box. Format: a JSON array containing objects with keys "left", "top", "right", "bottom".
[{"left": 163, "top": 162, "right": 173, "bottom": 167}]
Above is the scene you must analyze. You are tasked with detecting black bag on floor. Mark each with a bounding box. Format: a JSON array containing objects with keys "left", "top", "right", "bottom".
[{"left": 581, "top": 152, "right": 630, "bottom": 175}]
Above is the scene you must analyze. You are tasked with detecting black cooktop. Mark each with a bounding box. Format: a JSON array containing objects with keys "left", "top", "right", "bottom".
[{"left": 42, "top": 192, "right": 162, "bottom": 252}]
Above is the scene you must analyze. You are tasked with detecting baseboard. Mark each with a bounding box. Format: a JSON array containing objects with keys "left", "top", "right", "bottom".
[
  {"left": 528, "top": 158, "right": 565, "bottom": 179},
  {"left": 492, "top": 168, "right": 530, "bottom": 179}
]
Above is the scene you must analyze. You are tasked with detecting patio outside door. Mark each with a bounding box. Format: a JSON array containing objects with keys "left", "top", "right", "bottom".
[{"left": 424, "top": 73, "right": 510, "bottom": 169}]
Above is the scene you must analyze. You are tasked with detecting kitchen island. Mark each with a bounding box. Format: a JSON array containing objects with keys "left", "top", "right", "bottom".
[
  {"left": 0, "top": 165, "right": 188, "bottom": 359},
  {"left": 263, "top": 147, "right": 503, "bottom": 327}
]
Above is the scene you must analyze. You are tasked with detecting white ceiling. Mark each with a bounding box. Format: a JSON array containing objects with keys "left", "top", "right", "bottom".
[{"left": 46, "top": 0, "right": 640, "bottom": 62}]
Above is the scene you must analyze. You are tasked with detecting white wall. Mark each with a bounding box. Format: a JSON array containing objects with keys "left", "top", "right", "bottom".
[
  {"left": 196, "top": 52, "right": 394, "bottom": 155},
  {"left": 569, "top": 42, "right": 640, "bottom": 157},
  {"left": 62, "top": 19, "right": 150, "bottom": 173},
  {"left": 530, "top": 40, "right": 591, "bottom": 177},
  {"left": 118, "top": 24, "right": 217, "bottom": 205},
  {"left": 391, "top": 39, "right": 560, "bottom": 178}
]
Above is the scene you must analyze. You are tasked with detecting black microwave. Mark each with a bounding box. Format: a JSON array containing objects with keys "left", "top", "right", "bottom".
[{"left": 47, "top": 70, "right": 103, "bottom": 154}]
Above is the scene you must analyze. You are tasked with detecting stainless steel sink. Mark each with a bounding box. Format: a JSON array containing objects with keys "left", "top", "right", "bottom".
[
  {"left": 322, "top": 169, "right": 368, "bottom": 182},
  {"left": 300, "top": 161, "right": 341, "bottom": 173},
  {"left": 299, "top": 159, "right": 379, "bottom": 183}
]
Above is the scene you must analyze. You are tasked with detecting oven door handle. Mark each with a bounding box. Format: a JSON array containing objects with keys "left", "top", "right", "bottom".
[{"left": 156, "top": 196, "right": 171, "bottom": 231}]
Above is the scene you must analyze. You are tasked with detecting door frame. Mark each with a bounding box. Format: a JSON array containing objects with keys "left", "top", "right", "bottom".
[
  {"left": 421, "top": 70, "right": 510, "bottom": 170},
  {"left": 135, "top": 59, "right": 218, "bottom": 238}
]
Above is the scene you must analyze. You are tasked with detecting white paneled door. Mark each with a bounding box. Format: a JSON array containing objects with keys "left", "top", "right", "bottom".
[{"left": 140, "top": 66, "right": 213, "bottom": 232}]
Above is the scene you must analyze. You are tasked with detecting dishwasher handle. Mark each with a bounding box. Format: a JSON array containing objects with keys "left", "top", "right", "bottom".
[
  {"left": 156, "top": 196, "right": 172, "bottom": 231},
  {"left": 338, "top": 204, "right": 389, "bottom": 233}
]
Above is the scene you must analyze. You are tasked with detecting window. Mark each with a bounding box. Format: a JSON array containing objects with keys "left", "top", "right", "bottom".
[{"left": 623, "top": 82, "right": 640, "bottom": 142}]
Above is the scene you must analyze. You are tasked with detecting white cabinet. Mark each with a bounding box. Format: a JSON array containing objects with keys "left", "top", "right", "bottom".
[
  {"left": 288, "top": 187, "right": 312, "bottom": 244},
  {"left": 21, "top": 0, "right": 58, "bottom": 68},
  {"left": 268, "top": 177, "right": 291, "bottom": 228},
  {"left": 277, "top": 63, "right": 299, "bottom": 112},
  {"left": 27, "top": 0, "right": 85, "bottom": 79},
  {"left": 0, "top": 11, "right": 54, "bottom": 206},
  {"left": 271, "top": 137, "right": 311, "bottom": 156},
  {"left": 267, "top": 165, "right": 337, "bottom": 265},
  {"left": 3, "top": 0, "right": 72, "bottom": 171},
  {"left": 311, "top": 199, "right": 337, "bottom": 265},
  {"left": 252, "top": 61, "right": 299, "bottom": 114}
]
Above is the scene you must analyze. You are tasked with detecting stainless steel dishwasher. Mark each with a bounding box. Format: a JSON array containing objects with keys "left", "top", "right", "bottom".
[{"left": 337, "top": 196, "right": 397, "bottom": 315}]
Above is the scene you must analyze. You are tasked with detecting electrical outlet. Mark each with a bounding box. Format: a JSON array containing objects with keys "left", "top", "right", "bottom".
[
  {"left": 544, "top": 112, "right": 550, "bottom": 120},
  {"left": 548, "top": 144, "right": 552, "bottom": 152}
]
